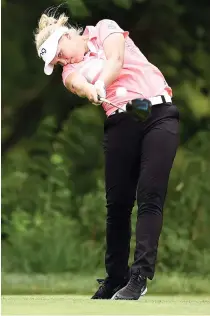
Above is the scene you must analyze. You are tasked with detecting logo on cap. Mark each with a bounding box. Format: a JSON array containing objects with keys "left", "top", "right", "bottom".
[
  {"left": 107, "top": 21, "right": 117, "bottom": 29},
  {"left": 40, "top": 48, "right": 47, "bottom": 57}
]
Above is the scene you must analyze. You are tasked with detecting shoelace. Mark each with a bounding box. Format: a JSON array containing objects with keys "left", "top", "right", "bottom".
[
  {"left": 96, "top": 277, "right": 122, "bottom": 292},
  {"left": 97, "top": 278, "right": 105, "bottom": 284},
  {"left": 96, "top": 278, "right": 110, "bottom": 292}
]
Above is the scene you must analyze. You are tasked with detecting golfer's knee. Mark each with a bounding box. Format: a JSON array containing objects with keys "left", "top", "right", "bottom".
[
  {"left": 137, "top": 191, "right": 163, "bottom": 217},
  {"left": 106, "top": 198, "right": 134, "bottom": 219}
]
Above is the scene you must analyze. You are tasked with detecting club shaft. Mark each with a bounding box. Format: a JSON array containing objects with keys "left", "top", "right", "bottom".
[{"left": 99, "top": 97, "right": 126, "bottom": 112}]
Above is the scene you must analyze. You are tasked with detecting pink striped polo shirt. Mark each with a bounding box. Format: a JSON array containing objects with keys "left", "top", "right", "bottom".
[{"left": 62, "top": 19, "right": 172, "bottom": 116}]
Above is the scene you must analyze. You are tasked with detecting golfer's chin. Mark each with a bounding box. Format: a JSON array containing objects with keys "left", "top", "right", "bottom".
[{"left": 71, "top": 55, "right": 84, "bottom": 64}]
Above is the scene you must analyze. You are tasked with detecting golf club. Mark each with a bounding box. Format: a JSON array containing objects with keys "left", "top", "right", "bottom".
[{"left": 99, "top": 96, "right": 151, "bottom": 120}]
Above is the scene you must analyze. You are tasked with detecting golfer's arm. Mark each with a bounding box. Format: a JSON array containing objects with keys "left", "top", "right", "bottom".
[
  {"left": 98, "top": 33, "right": 125, "bottom": 87},
  {"left": 65, "top": 72, "right": 90, "bottom": 97}
]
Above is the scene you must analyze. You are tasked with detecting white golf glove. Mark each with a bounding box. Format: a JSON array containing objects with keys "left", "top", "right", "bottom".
[{"left": 94, "top": 80, "right": 106, "bottom": 102}]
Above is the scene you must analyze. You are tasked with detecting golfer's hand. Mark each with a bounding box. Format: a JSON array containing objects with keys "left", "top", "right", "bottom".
[
  {"left": 94, "top": 80, "right": 106, "bottom": 100},
  {"left": 85, "top": 84, "right": 100, "bottom": 105}
]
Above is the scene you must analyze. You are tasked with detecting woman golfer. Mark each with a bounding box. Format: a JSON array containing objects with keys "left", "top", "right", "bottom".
[{"left": 35, "top": 12, "right": 179, "bottom": 300}]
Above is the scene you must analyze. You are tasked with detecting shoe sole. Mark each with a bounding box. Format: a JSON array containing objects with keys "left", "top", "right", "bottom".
[{"left": 111, "top": 286, "right": 147, "bottom": 300}]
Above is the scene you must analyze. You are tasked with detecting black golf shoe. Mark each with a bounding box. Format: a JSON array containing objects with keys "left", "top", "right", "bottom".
[
  {"left": 91, "top": 276, "right": 129, "bottom": 299},
  {"left": 111, "top": 272, "right": 147, "bottom": 300}
]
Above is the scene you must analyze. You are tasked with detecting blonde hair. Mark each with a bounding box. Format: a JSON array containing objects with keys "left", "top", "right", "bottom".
[{"left": 34, "top": 12, "right": 83, "bottom": 52}]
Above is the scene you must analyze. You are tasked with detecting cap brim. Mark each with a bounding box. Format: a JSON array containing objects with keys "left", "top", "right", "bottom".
[
  {"left": 43, "top": 43, "right": 58, "bottom": 75},
  {"left": 44, "top": 63, "right": 54, "bottom": 75}
]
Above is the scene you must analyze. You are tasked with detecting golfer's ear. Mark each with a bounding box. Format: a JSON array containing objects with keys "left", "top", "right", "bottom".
[{"left": 66, "top": 33, "right": 71, "bottom": 39}]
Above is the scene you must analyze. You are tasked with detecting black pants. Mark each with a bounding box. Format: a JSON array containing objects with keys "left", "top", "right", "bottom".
[{"left": 103, "top": 103, "right": 179, "bottom": 280}]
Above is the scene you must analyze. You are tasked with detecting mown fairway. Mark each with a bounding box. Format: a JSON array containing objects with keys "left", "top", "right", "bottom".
[{"left": 2, "top": 295, "right": 210, "bottom": 315}]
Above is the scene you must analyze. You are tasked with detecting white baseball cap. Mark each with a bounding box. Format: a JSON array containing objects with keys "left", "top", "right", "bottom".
[{"left": 38, "top": 27, "right": 69, "bottom": 75}]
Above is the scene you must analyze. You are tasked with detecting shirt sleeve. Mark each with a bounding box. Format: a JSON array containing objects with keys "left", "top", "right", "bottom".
[
  {"left": 62, "top": 63, "right": 77, "bottom": 86},
  {"left": 96, "top": 19, "right": 129, "bottom": 44}
]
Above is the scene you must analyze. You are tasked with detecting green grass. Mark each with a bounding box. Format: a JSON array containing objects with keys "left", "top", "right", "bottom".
[
  {"left": 2, "top": 295, "right": 210, "bottom": 315},
  {"left": 2, "top": 272, "right": 210, "bottom": 295}
]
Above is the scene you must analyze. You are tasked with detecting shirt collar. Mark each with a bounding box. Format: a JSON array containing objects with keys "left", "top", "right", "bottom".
[{"left": 83, "top": 26, "right": 97, "bottom": 54}]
